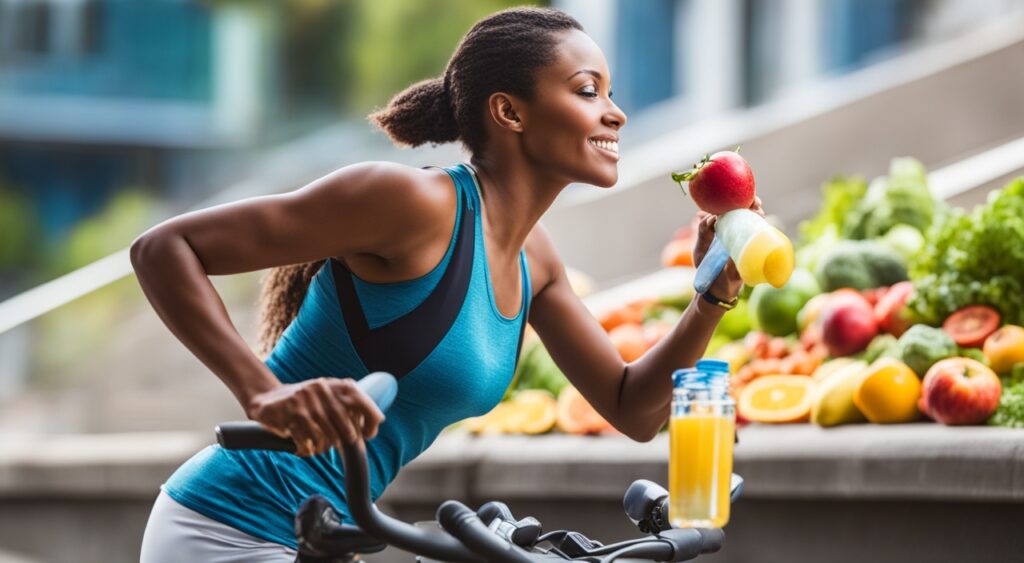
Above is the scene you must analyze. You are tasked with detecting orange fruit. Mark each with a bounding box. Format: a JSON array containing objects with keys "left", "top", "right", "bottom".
[
  {"left": 556, "top": 385, "right": 611, "bottom": 434},
  {"left": 609, "top": 323, "right": 648, "bottom": 362},
  {"left": 661, "top": 238, "right": 695, "bottom": 267},
  {"left": 737, "top": 375, "right": 815, "bottom": 423},
  {"left": 852, "top": 358, "right": 922, "bottom": 423},
  {"left": 983, "top": 325, "right": 1024, "bottom": 375}
]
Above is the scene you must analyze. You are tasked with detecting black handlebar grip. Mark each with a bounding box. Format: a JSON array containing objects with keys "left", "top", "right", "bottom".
[
  {"left": 437, "top": 501, "right": 533, "bottom": 563},
  {"left": 216, "top": 422, "right": 296, "bottom": 452},
  {"left": 697, "top": 528, "right": 726, "bottom": 553},
  {"left": 476, "top": 501, "right": 515, "bottom": 525}
]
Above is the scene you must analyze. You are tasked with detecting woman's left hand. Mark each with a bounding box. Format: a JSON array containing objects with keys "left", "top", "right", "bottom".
[{"left": 692, "top": 196, "right": 765, "bottom": 302}]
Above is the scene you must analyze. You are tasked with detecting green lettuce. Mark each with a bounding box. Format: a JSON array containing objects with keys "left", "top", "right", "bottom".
[{"left": 908, "top": 178, "right": 1024, "bottom": 326}]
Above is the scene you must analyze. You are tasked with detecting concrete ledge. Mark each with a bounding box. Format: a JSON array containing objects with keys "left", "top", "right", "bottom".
[
  {"left": 2, "top": 425, "right": 1023, "bottom": 563},
  {"left": 2, "top": 425, "right": 1022, "bottom": 503},
  {"left": 0, "top": 432, "right": 206, "bottom": 498},
  {"left": 385, "top": 424, "right": 1024, "bottom": 504}
]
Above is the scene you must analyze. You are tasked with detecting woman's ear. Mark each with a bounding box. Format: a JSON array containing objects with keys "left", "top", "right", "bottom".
[{"left": 487, "top": 92, "right": 524, "bottom": 133}]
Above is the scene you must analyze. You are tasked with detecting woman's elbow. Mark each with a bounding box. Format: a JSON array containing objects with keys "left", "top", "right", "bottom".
[
  {"left": 129, "top": 227, "right": 174, "bottom": 271},
  {"left": 616, "top": 416, "right": 665, "bottom": 443}
]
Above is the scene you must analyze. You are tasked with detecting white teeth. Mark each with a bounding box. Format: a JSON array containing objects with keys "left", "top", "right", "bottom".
[{"left": 589, "top": 139, "right": 619, "bottom": 154}]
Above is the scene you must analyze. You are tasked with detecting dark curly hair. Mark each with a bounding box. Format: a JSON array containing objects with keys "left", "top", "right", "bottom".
[{"left": 257, "top": 7, "right": 584, "bottom": 357}]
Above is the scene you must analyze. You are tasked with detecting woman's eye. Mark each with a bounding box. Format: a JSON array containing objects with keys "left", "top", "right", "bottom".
[{"left": 578, "top": 86, "right": 598, "bottom": 98}]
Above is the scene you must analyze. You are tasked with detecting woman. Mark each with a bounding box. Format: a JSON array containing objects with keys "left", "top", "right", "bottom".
[{"left": 134, "top": 7, "right": 757, "bottom": 562}]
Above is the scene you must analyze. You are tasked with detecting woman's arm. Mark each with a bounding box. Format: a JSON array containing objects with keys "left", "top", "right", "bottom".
[
  {"left": 130, "top": 162, "right": 453, "bottom": 453},
  {"left": 528, "top": 207, "right": 755, "bottom": 442}
]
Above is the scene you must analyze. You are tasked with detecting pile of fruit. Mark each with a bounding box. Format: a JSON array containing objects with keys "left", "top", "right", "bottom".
[{"left": 458, "top": 156, "right": 1024, "bottom": 435}]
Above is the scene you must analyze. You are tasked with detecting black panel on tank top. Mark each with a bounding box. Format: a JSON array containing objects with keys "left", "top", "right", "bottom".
[{"left": 331, "top": 172, "right": 530, "bottom": 379}]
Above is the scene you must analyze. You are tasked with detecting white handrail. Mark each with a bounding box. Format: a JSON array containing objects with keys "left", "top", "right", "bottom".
[
  {"left": 928, "top": 136, "right": 1024, "bottom": 200},
  {"left": 0, "top": 249, "right": 131, "bottom": 335}
]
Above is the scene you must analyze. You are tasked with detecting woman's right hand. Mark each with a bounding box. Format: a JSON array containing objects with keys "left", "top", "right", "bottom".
[{"left": 245, "top": 377, "right": 386, "bottom": 457}]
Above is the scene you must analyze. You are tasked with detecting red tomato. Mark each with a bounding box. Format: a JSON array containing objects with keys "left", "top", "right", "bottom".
[{"left": 942, "top": 305, "right": 1001, "bottom": 348}]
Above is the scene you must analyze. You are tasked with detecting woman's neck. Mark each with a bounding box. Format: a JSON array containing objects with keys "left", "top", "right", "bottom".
[{"left": 468, "top": 153, "right": 565, "bottom": 255}]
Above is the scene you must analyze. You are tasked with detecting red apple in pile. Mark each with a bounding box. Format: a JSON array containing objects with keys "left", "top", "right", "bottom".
[
  {"left": 874, "top": 281, "right": 915, "bottom": 337},
  {"left": 671, "top": 150, "right": 756, "bottom": 214},
  {"left": 819, "top": 290, "right": 879, "bottom": 357},
  {"left": 921, "top": 357, "right": 1002, "bottom": 425}
]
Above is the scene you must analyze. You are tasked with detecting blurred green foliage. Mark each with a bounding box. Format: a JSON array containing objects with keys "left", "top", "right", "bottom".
[
  {"left": 52, "top": 189, "right": 159, "bottom": 275},
  {"left": 0, "top": 179, "right": 43, "bottom": 275},
  {"left": 33, "top": 189, "right": 161, "bottom": 385},
  {"left": 343, "top": 0, "right": 543, "bottom": 114}
]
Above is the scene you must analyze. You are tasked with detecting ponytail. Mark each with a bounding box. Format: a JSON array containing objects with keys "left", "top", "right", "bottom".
[
  {"left": 369, "top": 77, "right": 460, "bottom": 148},
  {"left": 256, "top": 260, "right": 325, "bottom": 358}
]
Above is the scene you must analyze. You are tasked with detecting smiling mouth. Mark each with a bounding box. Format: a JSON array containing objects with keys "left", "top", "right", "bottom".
[{"left": 589, "top": 138, "right": 619, "bottom": 158}]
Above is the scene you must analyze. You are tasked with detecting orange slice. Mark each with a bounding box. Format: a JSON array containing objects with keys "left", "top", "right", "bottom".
[
  {"left": 505, "top": 390, "right": 557, "bottom": 434},
  {"left": 556, "top": 385, "right": 612, "bottom": 434},
  {"left": 738, "top": 375, "right": 815, "bottom": 423}
]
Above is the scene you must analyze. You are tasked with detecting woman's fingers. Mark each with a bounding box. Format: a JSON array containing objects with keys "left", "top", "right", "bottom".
[
  {"left": 324, "top": 383, "right": 361, "bottom": 446},
  {"left": 288, "top": 420, "right": 320, "bottom": 457},
  {"left": 305, "top": 382, "right": 342, "bottom": 451},
  {"left": 750, "top": 196, "right": 766, "bottom": 217},
  {"left": 692, "top": 213, "right": 718, "bottom": 266}
]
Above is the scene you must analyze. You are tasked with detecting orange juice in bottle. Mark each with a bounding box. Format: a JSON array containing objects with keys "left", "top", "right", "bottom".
[{"left": 669, "top": 359, "right": 735, "bottom": 528}]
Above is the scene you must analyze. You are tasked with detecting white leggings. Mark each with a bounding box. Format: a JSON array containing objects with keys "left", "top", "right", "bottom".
[{"left": 140, "top": 491, "right": 298, "bottom": 563}]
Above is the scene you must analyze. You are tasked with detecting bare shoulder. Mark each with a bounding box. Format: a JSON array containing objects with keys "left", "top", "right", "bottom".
[
  {"left": 321, "top": 161, "right": 455, "bottom": 226},
  {"left": 317, "top": 161, "right": 457, "bottom": 255}
]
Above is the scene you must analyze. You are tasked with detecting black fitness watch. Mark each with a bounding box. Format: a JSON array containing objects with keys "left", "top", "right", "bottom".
[{"left": 700, "top": 290, "right": 740, "bottom": 311}]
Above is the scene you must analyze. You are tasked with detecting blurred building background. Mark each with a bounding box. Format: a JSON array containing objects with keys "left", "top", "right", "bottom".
[
  {"left": 2, "top": 0, "right": 1018, "bottom": 297},
  {"left": 1, "top": 1, "right": 1024, "bottom": 560}
]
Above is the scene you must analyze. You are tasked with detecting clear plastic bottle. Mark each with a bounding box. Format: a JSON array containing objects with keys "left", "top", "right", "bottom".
[{"left": 668, "top": 359, "right": 736, "bottom": 528}]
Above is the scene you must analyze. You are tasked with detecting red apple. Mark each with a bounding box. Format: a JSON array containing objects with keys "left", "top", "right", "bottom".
[
  {"left": 922, "top": 357, "right": 1002, "bottom": 425},
  {"left": 874, "top": 281, "right": 915, "bottom": 337},
  {"left": 820, "top": 293, "right": 879, "bottom": 357},
  {"left": 671, "top": 151, "right": 755, "bottom": 215}
]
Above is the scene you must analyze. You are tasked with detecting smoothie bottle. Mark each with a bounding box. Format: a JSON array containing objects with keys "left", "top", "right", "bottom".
[
  {"left": 669, "top": 359, "right": 735, "bottom": 528},
  {"left": 693, "top": 209, "right": 794, "bottom": 293}
]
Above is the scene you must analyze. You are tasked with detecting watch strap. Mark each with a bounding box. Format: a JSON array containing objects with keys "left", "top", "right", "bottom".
[{"left": 700, "top": 290, "right": 739, "bottom": 310}]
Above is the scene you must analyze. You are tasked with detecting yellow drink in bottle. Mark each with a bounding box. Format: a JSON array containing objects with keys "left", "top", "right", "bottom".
[
  {"left": 669, "top": 415, "right": 734, "bottom": 528},
  {"left": 670, "top": 361, "right": 736, "bottom": 528}
]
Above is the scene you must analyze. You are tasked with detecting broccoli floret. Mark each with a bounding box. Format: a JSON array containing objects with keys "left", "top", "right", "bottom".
[
  {"left": 897, "top": 324, "right": 957, "bottom": 377},
  {"left": 862, "top": 243, "right": 909, "bottom": 287},
  {"left": 863, "top": 334, "right": 900, "bottom": 363},
  {"left": 814, "top": 240, "right": 909, "bottom": 291},
  {"left": 988, "top": 379, "right": 1024, "bottom": 428}
]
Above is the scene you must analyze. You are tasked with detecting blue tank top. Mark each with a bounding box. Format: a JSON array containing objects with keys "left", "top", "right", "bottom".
[{"left": 162, "top": 163, "right": 532, "bottom": 548}]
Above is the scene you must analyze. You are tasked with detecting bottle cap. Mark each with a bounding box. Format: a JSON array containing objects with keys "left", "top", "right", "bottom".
[
  {"left": 672, "top": 368, "right": 699, "bottom": 388},
  {"left": 696, "top": 359, "right": 730, "bottom": 374}
]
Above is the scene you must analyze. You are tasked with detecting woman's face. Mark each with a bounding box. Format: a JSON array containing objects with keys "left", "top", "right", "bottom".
[{"left": 520, "top": 29, "right": 627, "bottom": 188}]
